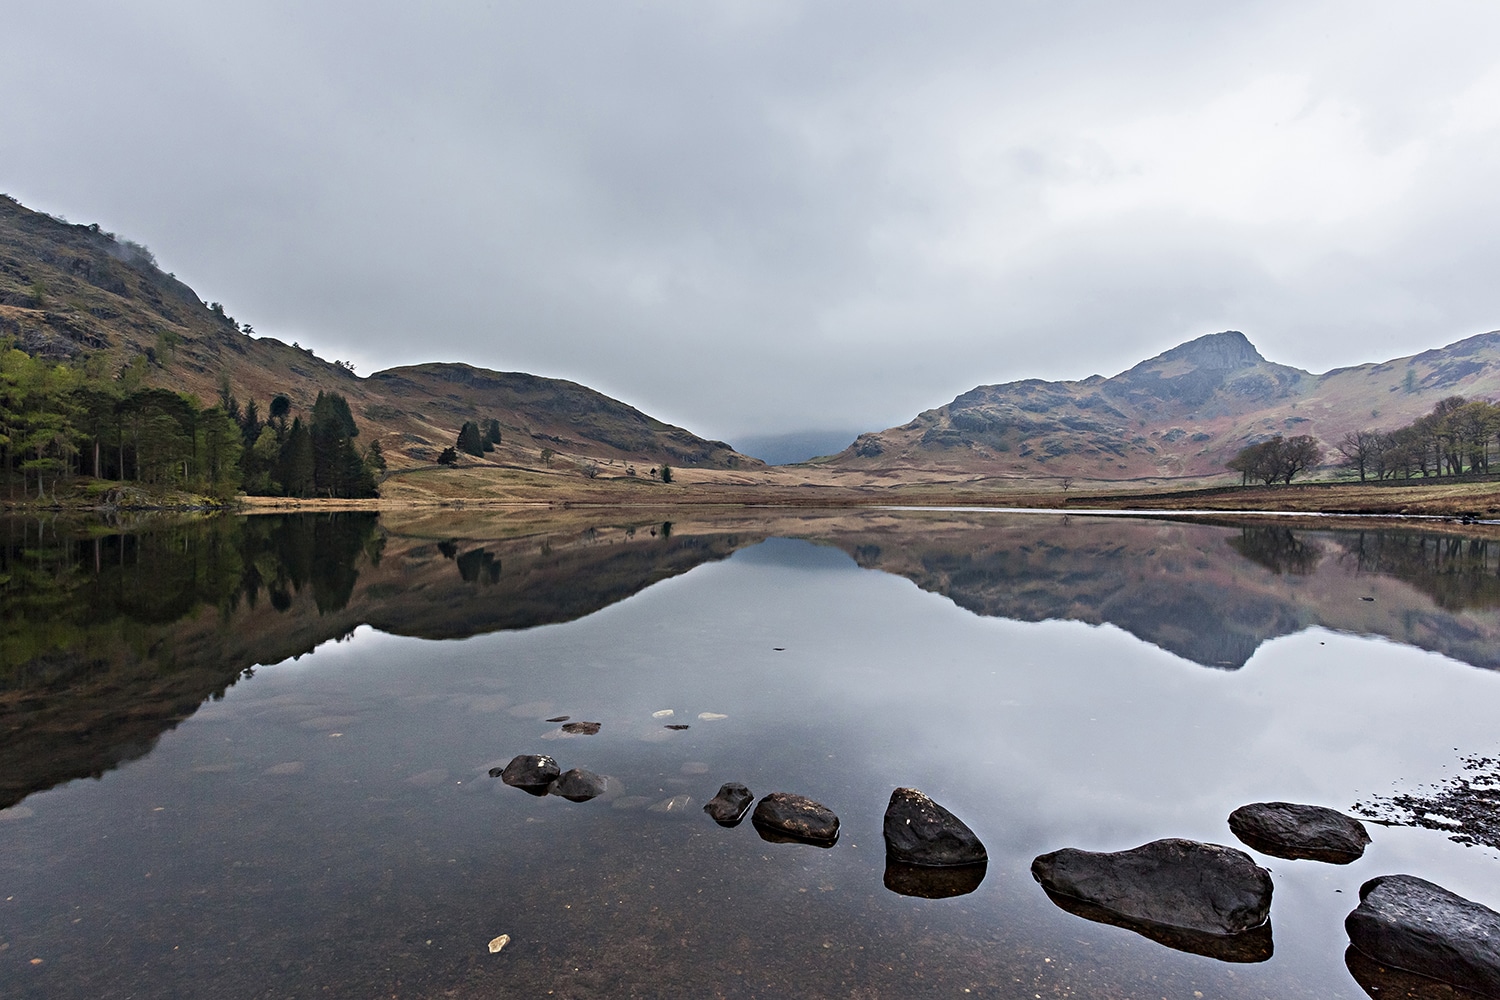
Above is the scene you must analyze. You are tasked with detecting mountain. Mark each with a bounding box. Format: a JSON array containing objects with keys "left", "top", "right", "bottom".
[
  {"left": 0, "top": 194, "right": 758, "bottom": 473},
  {"left": 823, "top": 329, "right": 1500, "bottom": 483}
]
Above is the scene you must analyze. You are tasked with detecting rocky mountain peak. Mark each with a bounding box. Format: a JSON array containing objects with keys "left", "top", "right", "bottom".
[{"left": 1130, "top": 331, "right": 1265, "bottom": 375}]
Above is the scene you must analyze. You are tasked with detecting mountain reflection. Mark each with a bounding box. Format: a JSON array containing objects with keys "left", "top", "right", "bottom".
[{"left": 4, "top": 510, "right": 1500, "bottom": 809}]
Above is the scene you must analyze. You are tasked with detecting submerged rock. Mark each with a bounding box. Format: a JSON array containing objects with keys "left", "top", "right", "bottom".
[
  {"left": 882, "top": 787, "right": 987, "bottom": 867},
  {"left": 1346, "top": 874, "right": 1500, "bottom": 997},
  {"left": 704, "top": 783, "right": 754, "bottom": 825},
  {"left": 560, "top": 721, "right": 601, "bottom": 735},
  {"left": 884, "top": 859, "right": 988, "bottom": 900},
  {"left": 549, "top": 768, "right": 609, "bottom": 802},
  {"left": 1229, "top": 801, "right": 1371, "bottom": 864},
  {"left": 751, "top": 792, "right": 839, "bottom": 846},
  {"left": 1031, "top": 838, "right": 1272, "bottom": 937},
  {"left": 491, "top": 754, "right": 560, "bottom": 791},
  {"left": 649, "top": 794, "right": 694, "bottom": 815}
]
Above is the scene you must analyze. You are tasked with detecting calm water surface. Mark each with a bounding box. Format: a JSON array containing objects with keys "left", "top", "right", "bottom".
[{"left": 3, "top": 510, "right": 1500, "bottom": 998}]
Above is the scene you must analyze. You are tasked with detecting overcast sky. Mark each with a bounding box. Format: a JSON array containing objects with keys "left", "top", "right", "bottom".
[{"left": 4, "top": 1, "right": 1500, "bottom": 442}]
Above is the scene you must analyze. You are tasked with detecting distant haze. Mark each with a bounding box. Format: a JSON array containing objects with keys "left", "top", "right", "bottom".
[
  {"left": 732, "top": 430, "right": 862, "bottom": 466},
  {"left": 3, "top": 2, "right": 1500, "bottom": 442}
]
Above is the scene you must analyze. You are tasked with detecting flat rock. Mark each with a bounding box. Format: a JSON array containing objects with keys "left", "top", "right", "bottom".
[
  {"left": 560, "top": 721, "right": 601, "bottom": 735},
  {"left": 549, "top": 768, "right": 609, "bottom": 802},
  {"left": 491, "top": 754, "right": 560, "bottom": 790},
  {"left": 1031, "top": 838, "right": 1272, "bottom": 937},
  {"left": 704, "top": 783, "right": 754, "bottom": 825},
  {"left": 1346, "top": 874, "right": 1500, "bottom": 997},
  {"left": 883, "top": 787, "right": 987, "bottom": 867},
  {"left": 1229, "top": 801, "right": 1371, "bottom": 864},
  {"left": 751, "top": 792, "right": 839, "bottom": 845}
]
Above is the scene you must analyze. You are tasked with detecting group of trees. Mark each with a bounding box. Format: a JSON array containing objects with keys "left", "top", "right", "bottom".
[
  {"left": 1227, "top": 434, "right": 1325, "bottom": 485},
  {"left": 0, "top": 343, "right": 381, "bottom": 500},
  {"left": 438, "top": 419, "right": 502, "bottom": 466},
  {"left": 1336, "top": 396, "right": 1500, "bottom": 481}
]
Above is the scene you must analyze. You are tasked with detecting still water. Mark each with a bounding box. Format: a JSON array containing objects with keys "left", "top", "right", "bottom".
[{"left": 3, "top": 509, "right": 1500, "bottom": 998}]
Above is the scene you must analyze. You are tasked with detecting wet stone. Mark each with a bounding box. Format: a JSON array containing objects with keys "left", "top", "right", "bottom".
[
  {"left": 664, "top": 724, "right": 690, "bottom": 731},
  {"left": 545, "top": 715, "right": 570, "bottom": 723},
  {"left": 751, "top": 792, "right": 839, "bottom": 846},
  {"left": 560, "top": 721, "right": 601, "bottom": 735},
  {"left": 1229, "top": 801, "right": 1371, "bottom": 864},
  {"left": 704, "top": 783, "right": 754, "bottom": 825},
  {"left": 492, "top": 754, "right": 560, "bottom": 790},
  {"left": 1031, "top": 838, "right": 1273, "bottom": 938},
  {"left": 1346, "top": 874, "right": 1500, "bottom": 998},
  {"left": 549, "top": 767, "right": 610, "bottom": 802},
  {"left": 882, "top": 787, "right": 987, "bottom": 867}
]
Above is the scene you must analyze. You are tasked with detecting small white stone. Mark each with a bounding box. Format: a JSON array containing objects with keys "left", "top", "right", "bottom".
[
  {"left": 487, "top": 934, "right": 511, "bottom": 954},
  {"left": 698, "top": 712, "right": 728, "bottom": 721},
  {"left": 652, "top": 709, "right": 674, "bottom": 718}
]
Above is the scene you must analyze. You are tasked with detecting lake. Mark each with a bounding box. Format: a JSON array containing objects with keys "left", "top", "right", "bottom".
[{"left": 3, "top": 508, "right": 1499, "bottom": 998}]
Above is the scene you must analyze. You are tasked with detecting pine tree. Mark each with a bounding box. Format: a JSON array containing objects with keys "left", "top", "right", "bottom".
[{"left": 457, "top": 421, "right": 485, "bottom": 457}]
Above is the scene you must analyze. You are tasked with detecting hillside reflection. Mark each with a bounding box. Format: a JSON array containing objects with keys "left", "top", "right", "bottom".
[{"left": 4, "top": 510, "right": 1500, "bottom": 809}]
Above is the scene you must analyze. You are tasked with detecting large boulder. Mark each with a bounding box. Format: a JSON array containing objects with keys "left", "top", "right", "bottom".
[
  {"left": 1229, "top": 801, "right": 1370, "bottom": 864},
  {"left": 883, "top": 787, "right": 987, "bottom": 866},
  {"left": 703, "top": 782, "right": 754, "bottom": 825},
  {"left": 751, "top": 792, "right": 839, "bottom": 846},
  {"left": 492, "top": 754, "right": 560, "bottom": 794},
  {"left": 1031, "top": 838, "right": 1273, "bottom": 937},
  {"left": 549, "top": 767, "right": 610, "bottom": 802},
  {"left": 1345, "top": 874, "right": 1500, "bottom": 997}
]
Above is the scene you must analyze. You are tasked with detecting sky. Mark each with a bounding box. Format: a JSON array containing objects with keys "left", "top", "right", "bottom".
[{"left": 4, "top": 1, "right": 1500, "bottom": 446}]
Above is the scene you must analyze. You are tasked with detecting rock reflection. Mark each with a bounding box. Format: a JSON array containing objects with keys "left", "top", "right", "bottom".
[
  {"left": 1344, "top": 945, "right": 1482, "bottom": 1000},
  {"left": 1040, "top": 887, "right": 1274, "bottom": 963},
  {"left": 883, "top": 859, "right": 987, "bottom": 899}
]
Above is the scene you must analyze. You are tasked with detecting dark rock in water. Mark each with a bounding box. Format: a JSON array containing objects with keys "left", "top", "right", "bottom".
[
  {"left": 884, "top": 859, "right": 987, "bottom": 899},
  {"left": 1041, "top": 886, "right": 1273, "bottom": 963},
  {"left": 1344, "top": 944, "right": 1486, "bottom": 1000},
  {"left": 883, "top": 787, "right": 987, "bottom": 867},
  {"left": 665, "top": 724, "right": 690, "bottom": 731},
  {"left": 703, "top": 783, "right": 754, "bottom": 825},
  {"left": 751, "top": 792, "right": 839, "bottom": 846},
  {"left": 493, "top": 754, "right": 560, "bottom": 792},
  {"left": 546, "top": 715, "right": 570, "bottom": 723},
  {"left": 560, "top": 721, "right": 601, "bottom": 735},
  {"left": 1346, "top": 874, "right": 1500, "bottom": 998},
  {"left": 1229, "top": 801, "right": 1370, "bottom": 864},
  {"left": 1031, "top": 838, "right": 1272, "bottom": 937},
  {"left": 550, "top": 768, "right": 609, "bottom": 802}
]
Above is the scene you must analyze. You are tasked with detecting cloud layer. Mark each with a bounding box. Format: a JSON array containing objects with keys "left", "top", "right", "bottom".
[{"left": 3, "top": 1, "right": 1499, "bottom": 439}]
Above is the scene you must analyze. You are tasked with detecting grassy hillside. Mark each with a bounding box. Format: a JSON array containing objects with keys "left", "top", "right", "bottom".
[{"left": 0, "top": 194, "right": 759, "bottom": 482}]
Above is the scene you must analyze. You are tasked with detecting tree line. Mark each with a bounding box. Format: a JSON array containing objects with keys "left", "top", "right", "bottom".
[
  {"left": 1225, "top": 395, "right": 1500, "bottom": 486},
  {"left": 0, "top": 343, "right": 381, "bottom": 500},
  {"left": 1335, "top": 396, "right": 1500, "bottom": 481}
]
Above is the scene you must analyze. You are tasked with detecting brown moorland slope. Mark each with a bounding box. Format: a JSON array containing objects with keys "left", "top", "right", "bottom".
[
  {"left": 822, "top": 329, "right": 1500, "bottom": 485},
  {"left": 0, "top": 194, "right": 758, "bottom": 476}
]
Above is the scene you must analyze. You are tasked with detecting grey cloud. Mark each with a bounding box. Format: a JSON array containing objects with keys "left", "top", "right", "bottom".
[{"left": 2, "top": 1, "right": 1499, "bottom": 441}]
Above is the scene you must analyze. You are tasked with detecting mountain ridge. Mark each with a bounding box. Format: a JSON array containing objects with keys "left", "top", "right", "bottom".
[{"left": 823, "top": 329, "right": 1500, "bottom": 482}]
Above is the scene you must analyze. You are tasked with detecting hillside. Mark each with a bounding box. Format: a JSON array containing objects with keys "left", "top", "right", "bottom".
[
  {"left": 0, "top": 194, "right": 757, "bottom": 477},
  {"left": 822, "top": 330, "right": 1500, "bottom": 484}
]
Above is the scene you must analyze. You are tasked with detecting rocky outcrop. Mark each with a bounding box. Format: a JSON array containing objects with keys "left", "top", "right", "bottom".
[
  {"left": 1229, "top": 801, "right": 1371, "bottom": 864},
  {"left": 1031, "top": 839, "right": 1273, "bottom": 937},
  {"left": 1345, "top": 875, "right": 1500, "bottom": 997},
  {"left": 751, "top": 792, "right": 839, "bottom": 846},
  {"left": 703, "top": 782, "right": 754, "bottom": 825},
  {"left": 882, "top": 787, "right": 987, "bottom": 866}
]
